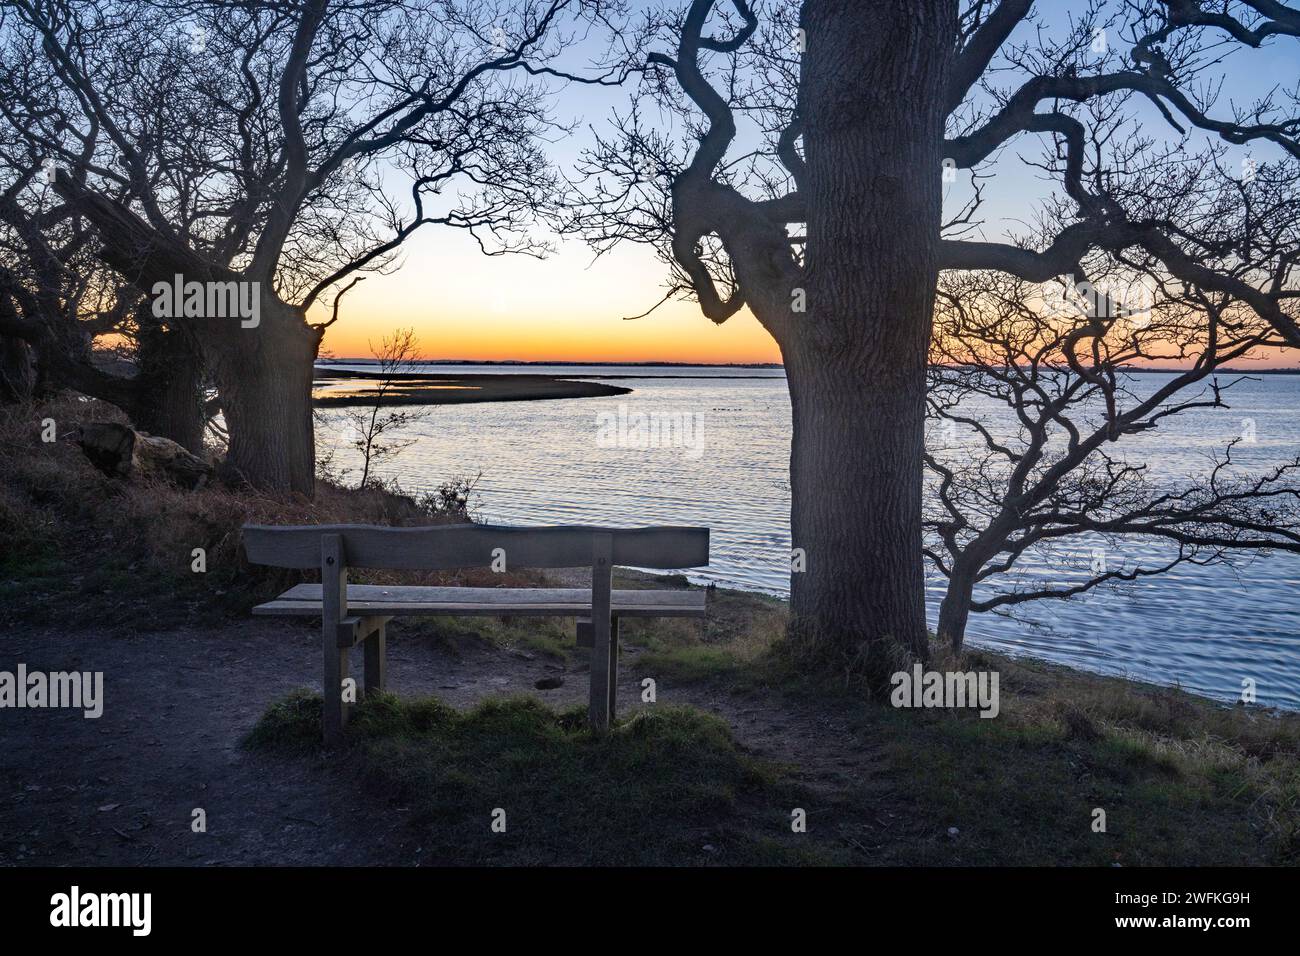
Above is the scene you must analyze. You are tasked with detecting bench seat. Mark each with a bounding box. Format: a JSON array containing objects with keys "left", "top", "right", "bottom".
[{"left": 254, "top": 584, "right": 707, "bottom": 618}]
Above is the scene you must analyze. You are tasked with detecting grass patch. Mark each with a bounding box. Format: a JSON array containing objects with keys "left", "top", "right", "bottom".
[
  {"left": 380, "top": 574, "right": 792, "bottom": 678},
  {"left": 597, "top": 610, "right": 1300, "bottom": 866},
  {"left": 855, "top": 650, "right": 1300, "bottom": 865},
  {"left": 378, "top": 612, "right": 578, "bottom": 661},
  {"left": 624, "top": 585, "right": 787, "bottom": 682},
  {"left": 245, "top": 589, "right": 1300, "bottom": 865},
  {"left": 246, "top": 690, "right": 833, "bottom": 865},
  {"left": 233, "top": 589, "right": 1300, "bottom": 865}
]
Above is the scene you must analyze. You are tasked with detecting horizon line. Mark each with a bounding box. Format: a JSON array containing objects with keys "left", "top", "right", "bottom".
[{"left": 316, "top": 357, "right": 1300, "bottom": 374}]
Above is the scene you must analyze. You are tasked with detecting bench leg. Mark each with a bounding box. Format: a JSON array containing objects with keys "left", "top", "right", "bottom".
[
  {"left": 607, "top": 616, "right": 620, "bottom": 717},
  {"left": 589, "top": 619, "right": 610, "bottom": 732},
  {"left": 321, "top": 533, "right": 350, "bottom": 745},
  {"left": 324, "top": 638, "right": 350, "bottom": 745},
  {"left": 364, "top": 621, "right": 387, "bottom": 698},
  {"left": 588, "top": 535, "right": 615, "bottom": 732},
  {"left": 589, "top": 616, "right": 622, "bottom": 731}
]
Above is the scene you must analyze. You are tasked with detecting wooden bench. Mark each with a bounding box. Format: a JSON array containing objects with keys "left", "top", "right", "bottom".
[{"left": 242, "top": 523, "right": 709, "bottom": 742}]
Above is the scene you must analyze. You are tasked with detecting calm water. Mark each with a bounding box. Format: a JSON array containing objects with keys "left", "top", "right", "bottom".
[{"left": 317, "top": 363, "right": 1300, "bottom": 709}]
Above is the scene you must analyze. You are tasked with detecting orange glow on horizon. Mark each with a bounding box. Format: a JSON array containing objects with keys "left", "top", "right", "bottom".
[
  {"left": 319, "top": 307, "right": 1300, "bottom": 367},
  {"left": 313, "top": 232, "right": 784, "bottom": 364},
  {"left": 305, "top": 230, "right": 1298, "bottom": 367},
  {"left": 318, "top": 302, "right": 783, "bottom": 364}
]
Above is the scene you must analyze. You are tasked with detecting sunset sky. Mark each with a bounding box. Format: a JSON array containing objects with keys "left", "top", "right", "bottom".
[
  {"left": 313, "top": 44, "right": 786, "bottom": 366},
  {"left": 317, "top": 229, "right": 783, "bottom": 364},
  {"left": 314, "top": 5, "right": 1298, "bottom": 369}
]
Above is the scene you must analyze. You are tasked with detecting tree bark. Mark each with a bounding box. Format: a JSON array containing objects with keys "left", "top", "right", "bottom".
[
  {"left": 0, "top": 290, "right": 37, "bottom": 402},
  {"left": 210, "top": 295, "right": 321, "bottom": 495},
  {"left": 785, "top": 0, "right": 956, "bottom": 678},
  {"left": 130, "top": 319, "right": 207, "bottom": 455},
  {"left": 0, "top": 335, "right": 34, "bottom": 402}
]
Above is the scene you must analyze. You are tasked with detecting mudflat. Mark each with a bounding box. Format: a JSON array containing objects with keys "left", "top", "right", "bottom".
[{"left": 313, "top": 371, "right": 631, "bottom": 408}]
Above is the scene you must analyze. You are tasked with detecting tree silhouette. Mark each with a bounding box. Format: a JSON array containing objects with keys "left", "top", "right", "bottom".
[
  {"left": 0, "top": 0, "right": 636, "bottom": 491},
  {"left": 927, "top": 263, "right": 1300, "bottom": 649},
  {"left": 569, "top": 0, "right": 1300, "bottom": 680}
]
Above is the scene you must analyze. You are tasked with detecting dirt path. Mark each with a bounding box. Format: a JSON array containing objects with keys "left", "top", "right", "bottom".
[{"left": 0, "top": 618, "right": 896, "bottom": 866}]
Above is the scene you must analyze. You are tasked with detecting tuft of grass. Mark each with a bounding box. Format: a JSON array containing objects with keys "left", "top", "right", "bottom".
[
  {"left": 242, "top": 689, "right": 330, "bottom": 753},
  {"left": 637, "top": 645, "right": 743, "bottom": 682},
  {"left": 245, "top": 690, "right": 831, "bottom": 865}
]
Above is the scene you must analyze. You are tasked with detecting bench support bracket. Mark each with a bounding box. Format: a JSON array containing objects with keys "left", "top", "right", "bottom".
[{"left": 337, "top": 615, "right": 390, "bottom": 700}]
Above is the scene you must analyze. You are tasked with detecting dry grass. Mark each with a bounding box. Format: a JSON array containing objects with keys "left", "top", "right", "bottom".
[
  {"left": 621, "top": 585, "right": 789, "bottom": 680},
  {"left": 0, "top": 395, "right": 518, "bottom": 626}
]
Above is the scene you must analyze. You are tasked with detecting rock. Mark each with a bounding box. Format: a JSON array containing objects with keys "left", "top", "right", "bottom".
[
  {"left": 534, "top": 676, "right": 564, "bottom": 690},
  {"left": 75, "top": 422, "right": 213, "bottom": 489}
]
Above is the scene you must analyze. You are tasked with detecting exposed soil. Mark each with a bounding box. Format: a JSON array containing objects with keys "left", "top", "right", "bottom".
[{"left": 0, "top": 617, "right": 901, "bottom": 866}]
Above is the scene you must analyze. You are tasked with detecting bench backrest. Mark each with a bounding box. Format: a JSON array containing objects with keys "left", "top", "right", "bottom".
[{"left": 242, "top": 523, "right": 710, "bottom": 571}]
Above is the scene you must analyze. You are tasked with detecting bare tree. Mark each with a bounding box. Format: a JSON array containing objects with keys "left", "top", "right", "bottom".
[
  {"left": 568, "top": 0, "right": 1300, "bottom": 680},
  {"left": 926, "top": 264, "right": 1300, "bottom": 650},
  {"left": 0, "top": 155, "right": 210, "bottom": 449},
  {"left": 0, "top": 0, "right": 637, "bottom": 492},
  {"left": 341, "top": 327, "right": 428, "bottom": 488}
]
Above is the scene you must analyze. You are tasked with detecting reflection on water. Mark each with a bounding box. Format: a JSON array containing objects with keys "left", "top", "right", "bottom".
[
  {"left": 317, "top": 364, "right": 1300, "bottom": 709},
  {"left": 314, "top": 382, "right": 480, "bottom": 399}
]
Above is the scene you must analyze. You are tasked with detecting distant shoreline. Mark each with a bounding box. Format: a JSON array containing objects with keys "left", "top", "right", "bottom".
[
  {"left": 317, "top": 359, "right": 1300, "bottom": 375},
  {"left": 317, "top": 358, "right": 785, "bottom": 369}
]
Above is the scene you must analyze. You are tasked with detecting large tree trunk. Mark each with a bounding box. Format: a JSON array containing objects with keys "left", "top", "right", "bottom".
[
  {"left": 785, "top": 347, "right": 932, "bottom": 674},
  {"left": 0, "top": 334, "right": 34, "bottom": 402},
  {"left": 0, "top": 290, "right": 36, "bottom": 402},
  {"left": 130, "top": 319, "right": 207, "bottom": 455},
  {"left": 210, "top": 295, "right": 321, "bottom": 495},
  {"left": 936, "top": 568, "right": 975, "bottom": 653},
  {"left": 786, "top": 0, "right": 955, "bottom": 680}
]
